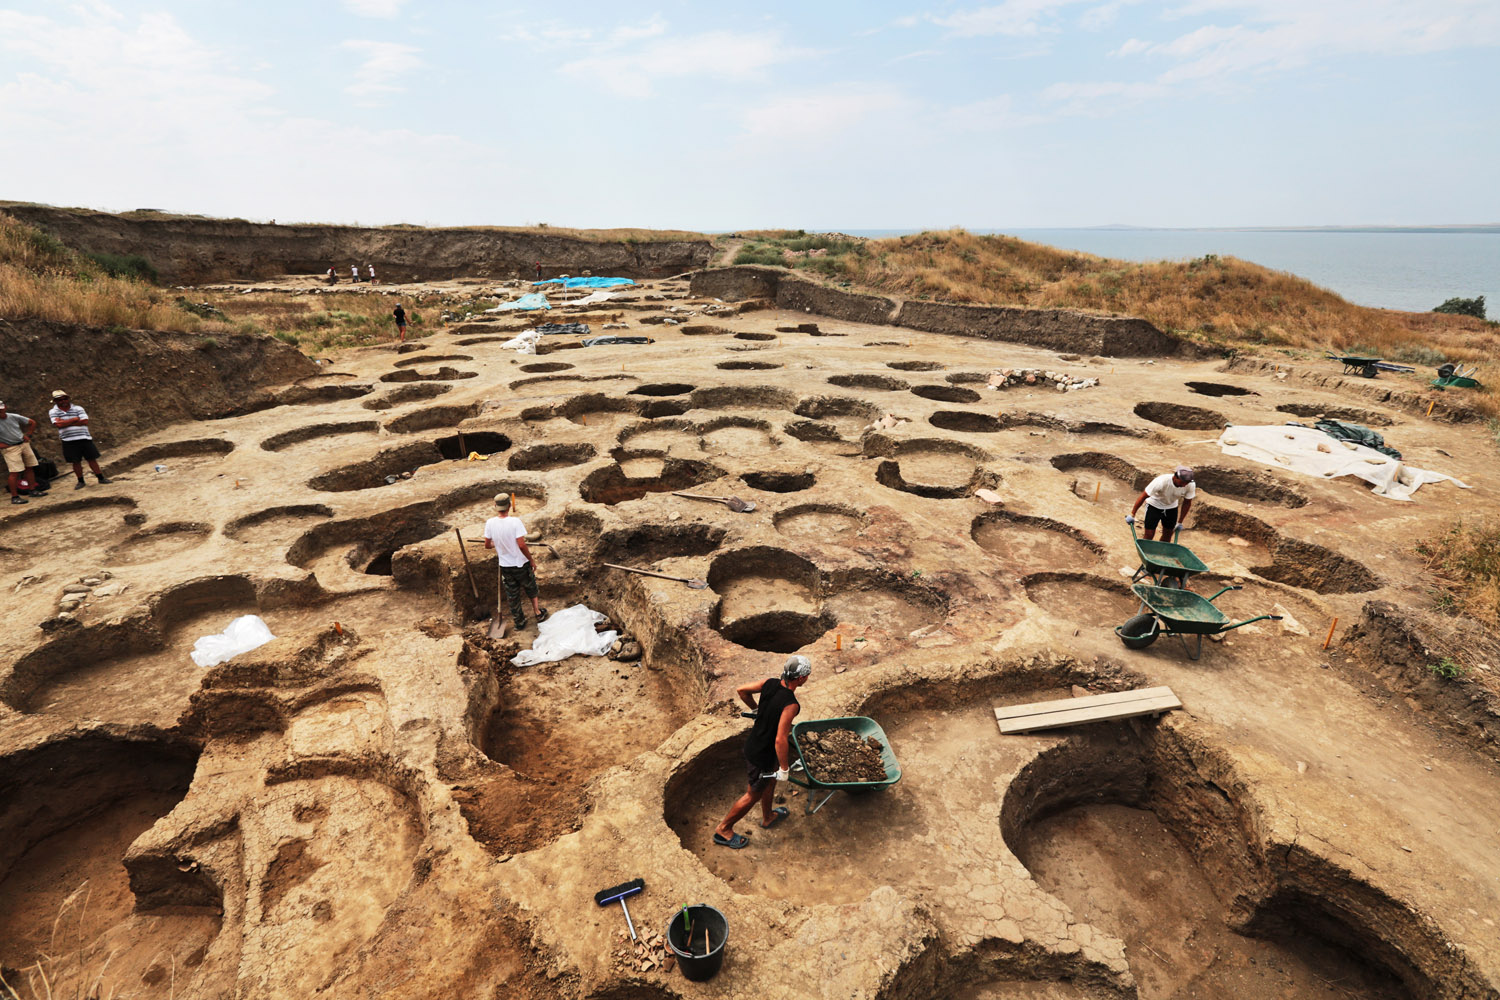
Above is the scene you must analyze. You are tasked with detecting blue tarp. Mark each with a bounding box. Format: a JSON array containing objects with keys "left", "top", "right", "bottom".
[
  {"left": 532, "top": 276, "right": 635, "bottom": 289},
  {"left": 492, "top": 292, "right": 551, "bottom": 311}
]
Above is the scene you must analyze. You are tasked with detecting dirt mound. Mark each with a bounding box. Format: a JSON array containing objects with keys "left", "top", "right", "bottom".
[
  {"left": 798, "top": 728, "right": 888, "bottom": 783},
  {"left": 0, "top": 318, "right": 313, "bottom": 449}
]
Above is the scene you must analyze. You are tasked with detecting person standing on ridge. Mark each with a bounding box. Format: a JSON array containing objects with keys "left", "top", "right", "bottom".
[
  {"left": 711, "top": 656, "right": 811, "bottom": 849},
  {"left": 534, "top": 261, "right": 542, "bottom": 281},
  {"left": 0, "top": 401, "right": 47, "bottom": 504},
  {"left": 1128, "top": 465, "right": 1195, "bottom": 541},
  {"left": 393, "top": 303, "right": 408, "bottom": 342},
  {"left": 48, "top": 390, "right": 109, "bottom": 490},
  {"left": 481, "top": 493, "right": 549, "bottom": 636},
  {"left": 351, "top": 264, "right": 360, "bottom": 283},
  {"left": 367, "top": 263, "right": 376, "bottom": 284}
]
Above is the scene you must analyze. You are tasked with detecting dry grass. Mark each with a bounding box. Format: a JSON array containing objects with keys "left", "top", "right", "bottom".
[
  {"left": 0, "top": 213, "right": 220, "bottom": 332},
  {"left": 1419, "top": 517, "right": 1500, "bottom": 629},
  {"left": 193, "top": 290, "right": 437, "bottom": 353},
  {"left": 798, "top": 229, "right": 1499, "bottom": 414}
]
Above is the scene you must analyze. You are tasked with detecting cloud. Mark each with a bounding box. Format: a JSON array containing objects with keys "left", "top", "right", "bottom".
[
  {"left": 941, "top": 94, "right": 1049, "bottom": 129},
  {"left": 562, "top": 29, "right": 814, "bottom": 99},
  {"left": 740, "top": 87, "right": 914, "bottom": 142},
  {"left": 930, "top": 0, "right": 1088, "bottom": 37},
  {"left": 340, "top": 39, "right": 423, "bottom": 100},
  {"left": 340, "top": 0, "right": 408, "bottom": 17}
]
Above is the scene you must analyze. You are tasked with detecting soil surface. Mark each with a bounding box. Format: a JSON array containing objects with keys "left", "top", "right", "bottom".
[{"left": 2, "top": 267, "right": 1498, "bottom": 1000}]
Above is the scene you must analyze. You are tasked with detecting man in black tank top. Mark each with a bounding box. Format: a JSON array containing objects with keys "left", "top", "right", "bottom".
[{"left": 712, "top": 655, "right": 812, "bottom": 849}]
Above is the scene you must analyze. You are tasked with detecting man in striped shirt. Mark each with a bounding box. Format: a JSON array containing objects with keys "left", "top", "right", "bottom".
[{"left": 48, "top": 390, "right": 110, "bottom": 490}]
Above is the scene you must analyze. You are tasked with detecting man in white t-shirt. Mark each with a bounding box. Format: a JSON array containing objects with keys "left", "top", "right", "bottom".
[
  {"left": 1128, "top": 466, "right": 1195, "bottom": 541},
  {"left": 481, "top": 493, "right": 549, "bottom": 635}
]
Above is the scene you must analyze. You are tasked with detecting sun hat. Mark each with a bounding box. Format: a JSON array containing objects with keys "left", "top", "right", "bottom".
[
  {"left": 782, "top": 655, "right": 812, "bottom": 680},
  {"left": 51, "top": 389, "right": 69, "bottom": 399},
  {"left": 1174, "top": 466, "right": 1195, "bottom": 483},
  {"left": 493, "top": 493, "right": 512, "bottom": 510}
]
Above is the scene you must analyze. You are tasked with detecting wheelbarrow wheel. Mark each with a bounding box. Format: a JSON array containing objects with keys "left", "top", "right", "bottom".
[{"left": 1117, "top": 613, "right": 1161, "bottom": 649}]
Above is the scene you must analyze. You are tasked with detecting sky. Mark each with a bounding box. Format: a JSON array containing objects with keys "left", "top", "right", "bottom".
[{"left": 0, "top": 0, "right": 1497, "bottom": 231}]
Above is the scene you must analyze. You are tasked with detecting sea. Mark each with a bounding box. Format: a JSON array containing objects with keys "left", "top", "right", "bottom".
[{"left": 843, "top": 229, "right": 1500, "bottom": 315}]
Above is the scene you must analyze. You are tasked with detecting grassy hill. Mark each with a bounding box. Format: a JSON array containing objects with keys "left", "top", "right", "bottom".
[{"left": 734, "top": 229, "right": 1497, "bottom": 389}]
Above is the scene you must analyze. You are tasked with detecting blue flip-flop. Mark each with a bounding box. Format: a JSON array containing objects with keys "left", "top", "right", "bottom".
[
  {"left": 713, "top": 832, "right": 750, "bottom": 849},
  {"left": 762, "top": 806, "right": 790, "bottom": 829}
]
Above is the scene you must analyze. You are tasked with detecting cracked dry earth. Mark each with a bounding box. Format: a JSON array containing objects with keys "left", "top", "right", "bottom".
[{"left": 2, "top": 273, "right": 1499, "bottom": 1000}]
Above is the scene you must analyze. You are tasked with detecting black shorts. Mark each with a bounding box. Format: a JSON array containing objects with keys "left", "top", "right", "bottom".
[
  {"left": 61, "top": 439, "right": 100, "bottom": 463},
  {"left": 1143, "top": 504, "right": 1178, "bottom": 534},
  {"left": 745, "top": 754, "right": 776, "bottom": 794}
]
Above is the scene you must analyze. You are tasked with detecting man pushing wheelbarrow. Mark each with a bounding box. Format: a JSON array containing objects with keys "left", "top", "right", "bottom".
[
  {"left": 1128, "top": 465, "right": 1195, "bottom": 541},
  {"left": 711, "top": 656, "right": 812, "bottom": 849}
]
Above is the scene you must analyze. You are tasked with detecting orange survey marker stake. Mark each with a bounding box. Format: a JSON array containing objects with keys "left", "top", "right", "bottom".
[
  {"left": 1427, "top": 400, "right": 1435, "bottom": 416},
  {"left": 835, "top": 633, "right": 843, "bottom": 651},
  {"left": 333, "top": 622, "right": 344, "bottom": 636},
  {"left": 1323, "top": 617, "right": 1338, "bottom": 650},
  {"left": 510, "top": 492, "right": 516, "bottom": 511},
  {"left": 580, "top": 413, "right": 588, "bottom": 425},
  {"left": 1093, "top": 482, "right": 1101, "bottom": 503}
]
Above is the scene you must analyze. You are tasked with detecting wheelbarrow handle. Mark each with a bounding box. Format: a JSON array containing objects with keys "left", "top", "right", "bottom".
[
  {"left": 1205, "top": 584, "right": 1243, "bottom": 603},
  {"left": 1221, "top": 613, "right": 1283, "bottom": 632}
]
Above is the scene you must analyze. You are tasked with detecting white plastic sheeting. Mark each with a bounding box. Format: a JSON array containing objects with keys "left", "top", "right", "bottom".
[
  {"left": 500, "top": 330, "right": 543, "bottom": 355},
  {"left": 510, "top": 604, "right": 619, "bottom": 667},
  {"left": 1217, "top": 424, "right": 1470, "bottom": 502},
  {"left": 567, "top": 290, "right": 615, "bottom": 306},
  {"left": 191, "top": 614, "right": 276, "bottom": 667}
]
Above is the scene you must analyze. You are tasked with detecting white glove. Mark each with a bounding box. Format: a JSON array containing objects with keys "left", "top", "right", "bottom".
[
  {"left": 1124, "top": 515, "right": 1136, "bottom": 525},
  {"left": 773, "top": 768, "right": 790, "bottom": 782}
]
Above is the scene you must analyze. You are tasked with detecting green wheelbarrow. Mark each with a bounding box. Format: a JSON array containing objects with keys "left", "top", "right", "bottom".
[
  {"left": 1126, "top": 517, "right": 1208, "bottom": 588},
  {"left": 786, "top": 716, "right": 902, "bottom": 815},
  {"left": 1431, "top": 363, "right": 1482, "bottom": 391},
  {"left": 1116, "top": 584, "right": 1282, "bottom": 661}
]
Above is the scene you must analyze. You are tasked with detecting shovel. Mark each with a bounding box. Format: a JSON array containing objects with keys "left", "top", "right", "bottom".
[
  {"left": 603, "top": 563, "right": 708, "bottom": 589},
  {"left": 673, "top": 491, "right": 756, "bottom": 513}
]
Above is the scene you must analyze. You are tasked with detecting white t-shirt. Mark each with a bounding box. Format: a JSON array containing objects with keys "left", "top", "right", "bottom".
[
  {"left": 1143, "top": 473, "right": 1196, "bottom": 510},
  {"left": 49, "top": 404, "right": 92, "bottom": 442},
  {"left": 483, "top": 515, "right": 529, "bottom": 567}
]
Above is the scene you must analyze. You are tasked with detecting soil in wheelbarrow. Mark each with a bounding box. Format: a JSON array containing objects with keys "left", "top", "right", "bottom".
[{"left": 800, "top": 729, "right": 888, "bottom": 784}]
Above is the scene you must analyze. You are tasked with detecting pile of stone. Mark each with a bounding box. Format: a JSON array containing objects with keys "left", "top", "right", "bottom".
[
  {"left": 987, "top": 368, "right": 1100, "bottom": 392},
  {"left": 612, "top": 928, "right": 674, "bottom": 975},
  {"left": 51, "top": 571, "right": 129, "bottom": 623}
]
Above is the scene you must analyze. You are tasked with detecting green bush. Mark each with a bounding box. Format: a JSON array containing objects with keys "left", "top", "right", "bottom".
[
  {"left": 1433, "top": 295, "right": 1486, "bottom": 319},
  {"left": 275, "top": 331, "right": 301, "bottom": 346},
  {"left": 85, "top": 251, "right": 159, "bottom": 283},
  {"left": 196, "top": 337, "right": 219, "bottom": 350},
  {"left": 733, "top": 246, "right": 788, "bottom": 267},
  {"left": 1428, "top": 656, "right": 1466, "bottom": 680}
]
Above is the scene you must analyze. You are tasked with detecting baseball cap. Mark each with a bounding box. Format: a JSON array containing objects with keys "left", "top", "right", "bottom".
[
  {"left": 1174, "top": 466, "right": 1195, "bottom": 483},
  {"left": 493, "top": 493, "right": 512, "bottom": 510},
  {"left": 782, "top": 655, "right": 812, "bottom": 680},
  {"left": 51, "top": 389, "right": 69, "bottom": 399}
]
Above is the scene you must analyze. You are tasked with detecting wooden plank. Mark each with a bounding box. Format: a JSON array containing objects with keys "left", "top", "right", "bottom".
[
  {"left": 998, "top": 693, "right": 1182, "bottom": 735},
  {"left": 994, "top": 686, "right": 1175, "bottom": 722}
]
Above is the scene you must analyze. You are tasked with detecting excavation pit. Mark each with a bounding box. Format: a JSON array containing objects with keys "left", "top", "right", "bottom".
[
  {"left": 1275, "top": 402, "right": 1396, "bottom": 426},
  {"left": 773, "top": 503, "right": 868, "bottom": 540},
  {"left": 0, "top": 496, "right": 138, "bottom": 559},
  {"left": 507, "top": 442, "right": 597, "bottom": 472},
  {"left": 103, "top": 437, "right": 234, "bottom": 476},
  {"left": 307, "top": 441, "right": 443, "bottom": 492},
  {"left": 360, "top": 383, "right": 452, "bottom": 409},
  {"left": 930, "top": 410, "right": 1003, "bottom": 433},
  {"left": 1050, "top": 452, "right": 1149, "bottom": 503},
  {"left": 226, "top": 504, "right": 334, "bottom": 545},
  {"left": 393, "top": 353, "right": 472, "bottom": 367},
  {"left": 716, "top": 610, "right": 835, "bottom": 653},
  {"left": 1186, "top": 381, "right": 1257, "bottom": 397},
  {"left": 630, "top": 383, "right": 695, "bottom": 397},
  {"left": 734, "top": 332, "right": 776, "bottom": 341},
  {"left": 599, "top": 522, "right": 726, "bottom": 564},
  {"left": 1021, "top": 572, "right": 1138, "bottom": 627},
  {"left": 1193, "top": 465, "right": 1308, "bottom": 508},
  {"left": 911, "top": 384, "right": 983, "bottom": 404},
  {"left": 716, "top": 360, "right": 781, "bottom": 371},
  {"left": 888, "top": 360, "right": 944, "bottom": 372},
  {"left": 699, "top": 416, "right": 778, "bottom": 455},
  {"left": 1133, "top": 401, "right": 1226, "bottom": 430},
  {"left": 105, "top": 521, "right": 213, "bottom": 566},
  {"left": 873, "top": 439, "right": 994, "bottom": 499},
  {"left": 435, "top": 431, "right": 511, "bottom": 460},
  {"left": 384, "top": 403, "right": 483, "bottom": 434},
  {"left": 519, "top": 362, "right": 574, "bottom": 373},
  {"left": 827, "top": 374, "right": 909, "bottom": 391},
  {"left": 261, "top": 421, "right": 379, "bottom": 452},
  {"left": 741, "top": 471, "right": 815, "bottom": 493},
  {"left": 378, "top": 367, "right": 476, "bottom": 383},
  {"left": 0, "top": 735, "right": 216, "bottom": 995},
  {"left": 708, "top": 547, "right": 821, "bottom": 626},
  {"left": 578, "top": 458, "right": 725, "bottom": 506},
  {"left": 972, "top": 511, "right": 1104, "bottom": 568}
]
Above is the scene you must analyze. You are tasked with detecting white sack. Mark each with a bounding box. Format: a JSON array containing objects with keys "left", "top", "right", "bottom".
[
  {"left": 1218, "top": 425, "right": 1470, "bottom": 502},
  {"left": 568, "top": 290, "right": 615, "bottom": 306},
  {"left": 191, "top": 614, "right": 276, "bottom": 667},
  {"left": 511, "top": 604, "right": 619, "bottom": 667},
  {"left": 499, "top": 330, "right": 542, "bottom": 355}
]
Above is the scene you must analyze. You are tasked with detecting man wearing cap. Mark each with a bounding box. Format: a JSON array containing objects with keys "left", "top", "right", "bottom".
[
  {"left": 47, "top": 391, "right": 110, "bottom": 490},
  {"left": 481, "top": 493, "right": 548, "bottom": 636},
  {"left": 1128, "top": 466, "right": 1196, "bottom": 541},
  {"left": 712, "top": 655, "right": 812, "bottom": 849},
  {"left": 0, "top": 401, "right": 47, "bottom": 504}
]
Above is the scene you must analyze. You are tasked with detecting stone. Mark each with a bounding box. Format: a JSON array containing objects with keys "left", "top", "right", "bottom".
[{"left": 62, "top": 584, "right": 91, "bottom": 594}]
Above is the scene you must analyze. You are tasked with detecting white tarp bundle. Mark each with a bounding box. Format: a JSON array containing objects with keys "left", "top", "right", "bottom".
[
  {"left": 567, "top": 290, "right": 615, "bottom": 306},
  {"left": 1217, "top": 424, "right": 1470, "bottom": 502},
  {"left": 191, "top": 615, "right": 276, "bottom": 667},
  {"left": 499, "top": 330, "right": 542, "bottom": 355},
  {"left": 511, "top": 604, "right": 619, "bottom": 667}
]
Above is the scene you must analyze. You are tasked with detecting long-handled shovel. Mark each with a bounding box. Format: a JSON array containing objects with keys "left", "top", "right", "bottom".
[
  {"left": 673, "top": 491, "right": 756, "bottom": 513},
  {"left": 603, "top": 563, "right": 708, "bottom": 589}
]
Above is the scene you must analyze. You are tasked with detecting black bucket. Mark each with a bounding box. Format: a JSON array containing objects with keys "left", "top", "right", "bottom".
[{"left": 666, "top": 904, "right": 727, "bottom": 981}]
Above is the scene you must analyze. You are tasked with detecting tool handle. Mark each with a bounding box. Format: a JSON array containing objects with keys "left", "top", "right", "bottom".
[
  {"left": 619, "top": 899, "right": 637, "bottom": 941},
  {"left": 602, "top": 563, "right": 690, "bottom": 584},
  {"left": 673, "top": 492, "right": 728, "bottom": 504}
]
